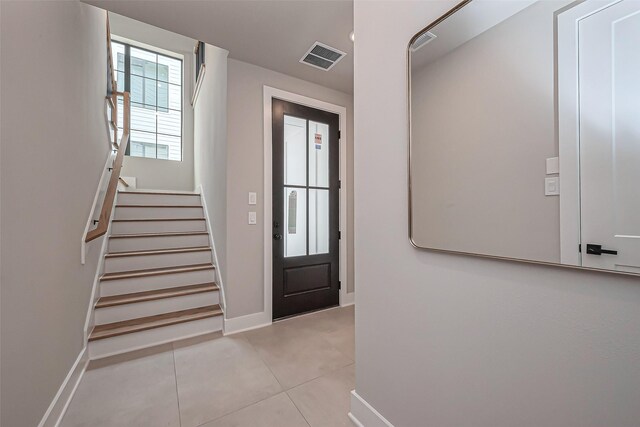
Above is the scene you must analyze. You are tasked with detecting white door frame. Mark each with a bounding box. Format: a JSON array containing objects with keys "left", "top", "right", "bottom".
[
  {"left": 557, "top": 0, "right": 622, "bottom": 265},
  {"left": 263, "top": 85, "right": 351, "bottom": 322}
]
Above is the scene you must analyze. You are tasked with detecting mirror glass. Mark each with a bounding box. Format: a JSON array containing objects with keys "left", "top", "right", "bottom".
[{"left": 409, "top": 0, "right": 640, "bottom": 274}]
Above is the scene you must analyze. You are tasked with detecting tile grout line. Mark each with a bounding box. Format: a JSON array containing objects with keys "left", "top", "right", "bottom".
[
  {"left": 284, "top": 391, "right": 313, "bottom": 427},
  {"left": 190, "top": 331, "right": 350, "bottom": 427},
  {"left": 191, "top": 335, "right": 285, "bottom": 427},
  {"left": 242, "top": 329, "right": 345, "bottom": 392},
  {"left": 171, "top": 345, "right": 184, "bottom": 427},
  {"left": 243, "top": 320, "right": 355, "bottom": 392},
  {"left": 241, "top": 334, "right": 286, "bottom": 391}
]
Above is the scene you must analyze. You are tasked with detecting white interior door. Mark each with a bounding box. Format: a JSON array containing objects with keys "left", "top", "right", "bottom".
[{"left": 579, "top": 0, "right": 640, "bottom": 272}]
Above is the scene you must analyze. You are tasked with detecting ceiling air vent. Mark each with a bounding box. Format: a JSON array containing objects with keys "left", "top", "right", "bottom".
[{"left": 300, "top": 42, "right": 346, "bottom": 71}]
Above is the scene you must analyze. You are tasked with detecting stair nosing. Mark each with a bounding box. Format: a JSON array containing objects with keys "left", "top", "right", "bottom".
[
  {"left": 105, "top": 246, "right": 212, "bottom": 258},
  {"left": 96, "top": 283, "right": 219, "bottom": 308},
  {"left": 112, "top": 218, "right": 206, "bottom": 222},
  {"left": 116, "top": 205, "right": 203, "bottom": 208},
  {"left": 89, "top": 305, "right": 223, "bottom": 341},
  {"left": 118, "top": 191, "right": 200, "bottom": 197},
  {"left": 100, "top": 263, "right": 215, "bottom": 281},
  {"left": 109, "top": 231, "right": 209, "bottom": 239}
]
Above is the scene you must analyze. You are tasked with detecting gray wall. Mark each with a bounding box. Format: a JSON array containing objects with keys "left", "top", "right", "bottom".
[
  {"left": 411, "top": 1, "right": 566, "bottom": 263},
  {"left": 110, "top": 13, "right": 196, "bottom": 191},
  {"left": 194, "top": 44, "right": 229, "bottom": 286},
  {"left": 353, "top": 1, "right": 640, "bottom": 426},
  {"left": 225, "top": 58, "right": 354, "bottom": 319},
  {"left": 0, "top": 2, "right": 108, "bottom": 425}
]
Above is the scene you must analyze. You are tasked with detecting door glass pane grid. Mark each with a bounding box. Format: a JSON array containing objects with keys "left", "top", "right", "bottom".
[
  {"left": 282, "top": 113, "right": 331, "bottom": 258},
  {"left": 284, "top": 187, "right": 307, "bottom": 258},
  {"left": 284, "top": 115, "right": 307, "bottom": 186},
  {"left": 309, "top": 189, "right": 330, "bottom": 255},
  {"left": 308, "top": 121, "right": 330, "bottom": 188}
]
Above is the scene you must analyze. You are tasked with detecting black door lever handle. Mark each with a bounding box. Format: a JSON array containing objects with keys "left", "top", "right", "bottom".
[{"left": 586, "top": 244, "right": 618, "bottom": 256}]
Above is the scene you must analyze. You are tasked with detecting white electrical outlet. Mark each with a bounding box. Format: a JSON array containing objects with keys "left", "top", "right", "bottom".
[{"left": 248, "top": 211, "right": 257, "bottom": 225}]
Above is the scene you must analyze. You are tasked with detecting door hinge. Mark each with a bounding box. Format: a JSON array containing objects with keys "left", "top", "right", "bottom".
[
  {"left": 338, "top": 180, "right": 341, "bottom": 189},
  {"left": 579, "top": 244, "right": 581, "bottom": 253},
  {"left": 338, "top": 231, "right": 342, "bottom": 240},
  {"left": 338, "top": 280, "right": 342, "bottom": 290},
  {"left": 338, "top": 130, "right": 341, "bottom": 140}
]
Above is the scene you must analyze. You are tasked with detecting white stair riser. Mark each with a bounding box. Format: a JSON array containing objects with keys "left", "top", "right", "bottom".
[
  {"left": 108, "top": 234, "right": 210, "bottom": 252},
  {"left": 104, "top": 250, "right": 212, "bottom": 273},
  {"left": 88, "top": 315, "right": 223, "bottom": 360},
  {"left": 95, "top": 292, "right": 220, "bottom": 325},
  {"left": 117, "top": 193, "right": 202, "bottom": 206},
  {"left": 111, "top": 220, "right": 206, "bottom": 234},
  {"left": 115, "top": 206, "right": 204, "bottom": 220},
  {"left": 100, "top": 269, "right": 215, "bottom": 296}
]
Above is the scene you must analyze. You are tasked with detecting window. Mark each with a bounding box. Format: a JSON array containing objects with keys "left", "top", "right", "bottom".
[
  {"left": 195, "top": 41, "right": 205, "bottom": 83},
  {"left": 112, "top": 40, "right": 183, "bottom": 161}
]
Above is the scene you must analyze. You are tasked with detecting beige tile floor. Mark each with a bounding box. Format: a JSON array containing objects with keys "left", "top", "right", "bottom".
[{"left": 61, "top": 305, "right": 355, "bottom": 427}]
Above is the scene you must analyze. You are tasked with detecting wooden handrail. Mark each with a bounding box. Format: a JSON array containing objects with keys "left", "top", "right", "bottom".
[
  {"left": 86, "top": 91, "right": 130, "bottom": 243},
  {"left": 85, "top": 15, "right": 128, "bottom": 243},
  {"left": 106, "top": 14, "right": 117, "bottom": 94}
]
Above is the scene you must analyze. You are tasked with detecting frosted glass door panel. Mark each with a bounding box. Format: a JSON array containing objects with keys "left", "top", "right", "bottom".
[
  {"left": 284, "top": 187, "right": 307, "bottom": 257},
  {"left": 309, "top": 189, "right": 330, "bottom": 255},
  {"left": 308, "top": 121, "right": 330, "bottom": 188},
  {"left": 284, "top": 115, "right": 307, "bottom": 186}
]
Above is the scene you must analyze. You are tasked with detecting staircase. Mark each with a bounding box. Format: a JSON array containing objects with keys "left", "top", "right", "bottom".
[{"left": 88, "top": 190, "right": 223, "bottom": 359}]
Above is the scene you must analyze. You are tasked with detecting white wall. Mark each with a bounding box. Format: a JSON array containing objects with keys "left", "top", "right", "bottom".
[
  {"left": 0, "top": 2, "right": 108, "bottom": 425},
  {"left": 411, "top": 1, "right": 568, "bottom": 263},
  {"left": 110, "top": 13, "right": 196, "bottom": 191},
  {"left": 194, "top": 44, "right": 229, "bottom": 285},
  {"left": 353, "top": 1, "right": 640, "bottom": 426},
  {"left": 226, "top": 58, "right": 354, "bottom": 319}
]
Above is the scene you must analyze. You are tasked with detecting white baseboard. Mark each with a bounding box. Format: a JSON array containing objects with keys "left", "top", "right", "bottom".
[
  {"left": 349, "top": 390, "right": 394, "bottom": 427},
  {"left": 223, "top": 311, "right": 271, "bottom": 335},
  {"left": 341, "top": 291, "right": 355, "bottom": 307},
  {"left": 196, "top": 185, "right": 227, "bottom": 313},
  {"left": 38, "top": 347, "right": 89, "bottom": 427}
]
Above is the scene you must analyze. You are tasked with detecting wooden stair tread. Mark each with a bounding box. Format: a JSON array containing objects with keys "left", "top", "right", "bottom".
[
  {"left": 112, "top": 218, "right": 205, "bottom": 222},
  {"left": 96, "top": 283, "right": 218, "bottom": 308},
  {"left": 116, "top": 204, "right": 202, "bottom": 208},
  {"left": 106, "top": 246, "right": 211, "bottom": 258},
  {"left": 101, "top": 263, "right": 215, "bottom": 281},
  {"left": 109, "top": 231, "right": 209, "bottom": 239},
  {"left": 118, "top": 190, "right": 199, "bottom": 197},
  {"left": 89, "top": 305, "right": 223, "bottom": 341}
]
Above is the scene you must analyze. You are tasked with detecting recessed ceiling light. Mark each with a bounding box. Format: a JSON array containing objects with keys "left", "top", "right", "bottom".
[{"left": 349, "top": 31, "right": 355, "bottom": 42}]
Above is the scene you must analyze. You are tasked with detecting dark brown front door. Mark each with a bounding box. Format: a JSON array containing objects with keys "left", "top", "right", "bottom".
[{"left": 272, "top": 99, "right": 340, "bottom": 320}]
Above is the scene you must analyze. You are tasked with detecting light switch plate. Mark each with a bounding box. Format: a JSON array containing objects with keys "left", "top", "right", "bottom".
[
  {"left": 546, "top": 157, "right": 559, "bottom": 175},
  {"left": 545, "top": 177, "right": 559, "bottom": 196},
  {"left": 248, "top": 192, "right": 257, "bottom": 205},
  {"left": 248, "top": 211, "right": 257, "bottom": 225}
]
